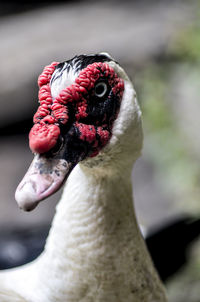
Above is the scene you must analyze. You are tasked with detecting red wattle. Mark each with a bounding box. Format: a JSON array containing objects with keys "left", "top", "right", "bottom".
[
  {"left": 29, "top": 123, "right": 60, "bottom": 154},
  {"left": 29, "top": 60, "right": 124, "bottom": 156}
]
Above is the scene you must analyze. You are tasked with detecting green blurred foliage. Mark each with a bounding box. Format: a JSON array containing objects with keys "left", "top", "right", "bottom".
[
  {"left": 134, "top": 6, "right": 200, "bottom": 215},
  {"left": 134, "top": 3, "right": 200, "bottom": 300},
  {"left": 136, "top": 63, "right": 200, "bottom": 214},
  {"left": 169, "top": 22, "right": 200, "bottom": 62}
]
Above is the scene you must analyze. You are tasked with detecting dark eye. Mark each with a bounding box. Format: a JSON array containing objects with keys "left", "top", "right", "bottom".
[{"left": 94, "top": 82, "right": 108, "bottom": 98}]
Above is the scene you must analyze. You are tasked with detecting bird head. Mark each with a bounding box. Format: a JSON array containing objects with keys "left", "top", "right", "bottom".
[{"left": 15, "top": 53, "right": 143, "bottom": 211}]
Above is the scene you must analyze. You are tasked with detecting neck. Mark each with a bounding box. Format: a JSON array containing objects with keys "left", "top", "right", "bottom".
[
  {"left": 33, "top": 162, "right": 166, "bottom": 302},
  {"left": 46, "top": 162, "right": 139, "bottom": 257}
]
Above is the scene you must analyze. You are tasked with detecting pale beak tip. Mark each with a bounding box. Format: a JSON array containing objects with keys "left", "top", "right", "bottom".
[
  {"left": 15, "top": 182, "right": 39, "bottom": 212},
  {"left": 15, "top": 157, "right": 70, "bottom": 211}
]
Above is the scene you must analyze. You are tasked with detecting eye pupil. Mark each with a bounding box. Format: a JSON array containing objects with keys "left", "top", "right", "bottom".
[
  {"left": 96, "top": 85, "right": 104, "bottom": 95},
  {"left": 95, "top": 82, "right": 107, "bottom": 98}
]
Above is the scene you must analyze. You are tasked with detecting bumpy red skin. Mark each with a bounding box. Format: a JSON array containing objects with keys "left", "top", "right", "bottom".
[{"left": 29, "top": 61, "right": 124, "bottom": 155}]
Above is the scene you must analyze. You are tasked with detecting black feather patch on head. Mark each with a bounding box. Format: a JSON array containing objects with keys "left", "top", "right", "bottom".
[{"left": 51, "top": 54, "right": 114, "bottom": 84}]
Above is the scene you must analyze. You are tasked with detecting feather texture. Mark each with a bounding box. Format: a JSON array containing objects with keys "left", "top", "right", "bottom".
[{"left": 0, "top": 53, "right": 167, "bottom": 301}]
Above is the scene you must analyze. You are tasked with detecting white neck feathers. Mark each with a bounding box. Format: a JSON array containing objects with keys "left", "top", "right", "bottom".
[{"left": 0, "top": 58, "right": 167, "bottom": 302}]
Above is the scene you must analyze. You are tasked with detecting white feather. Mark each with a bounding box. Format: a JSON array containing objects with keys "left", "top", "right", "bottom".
[{"left": 0, "top": 54, "right": 167, "bottom": 302}]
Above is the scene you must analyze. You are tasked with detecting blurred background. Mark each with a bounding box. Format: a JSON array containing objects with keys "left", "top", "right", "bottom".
[{"left": 0, "top": 0, "right": 200, "bottom": 300}]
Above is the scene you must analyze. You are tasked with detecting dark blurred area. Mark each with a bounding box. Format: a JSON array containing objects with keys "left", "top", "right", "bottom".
[
  {"left": 0, "top": 1, "right": 75, "bottom": 16},
  {"left": 0, "top": 216, "right": 200, "bottom": 286},
  {"left": 0, "top": 1, "right": 199, "bottom": 301}
]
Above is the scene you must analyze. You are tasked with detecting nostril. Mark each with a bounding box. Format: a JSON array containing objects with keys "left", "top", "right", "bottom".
[{"left": 42, "top": 115, "right": 55, "bottom": 124}]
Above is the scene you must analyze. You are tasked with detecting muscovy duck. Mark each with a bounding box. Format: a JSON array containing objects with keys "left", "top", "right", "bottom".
[{"left": 0, "top": 53, "right": 167, "bottom": 301}]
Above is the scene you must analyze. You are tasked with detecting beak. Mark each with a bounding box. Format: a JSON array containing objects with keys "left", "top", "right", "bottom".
[
  {"left": 15, "top": 154, "right": 74, "bottom": 211},
  {"left": 15, "top": 117, "right": 102, "bottom": 211},
  {"left": 15, "top": 124, "right": 92, "bottom": 212}
]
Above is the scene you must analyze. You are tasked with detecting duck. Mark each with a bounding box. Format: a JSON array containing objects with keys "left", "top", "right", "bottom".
[
  {"left": 0, "top": 53, "right": 167, "bottom": 302},
  {"left": 1, "top": 215, "right": 200, "bottom": 283}
]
